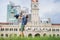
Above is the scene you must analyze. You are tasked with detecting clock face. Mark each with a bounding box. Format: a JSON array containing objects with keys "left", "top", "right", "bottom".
[
  {"left": 34, "top": 5, "right": 37, "bottom": 7},
  {"left": 32, "top": 4, "right": 38, "bottom": 8}
]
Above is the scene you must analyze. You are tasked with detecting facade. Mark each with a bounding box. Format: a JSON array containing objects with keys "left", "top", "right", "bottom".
[
  {"left": 0, "top": 22, "right": 20, "bottom": 37},
  {"left": 0, "top": 0, "right": 60, "bottom": 37}
]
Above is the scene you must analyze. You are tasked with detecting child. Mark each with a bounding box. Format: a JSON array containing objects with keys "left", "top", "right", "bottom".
[
  {"left": 14, "top": 11, "right": 28, "bottom": 37},
  {"left": 20, "top": 15, "right": 28, "bottom": 37}
]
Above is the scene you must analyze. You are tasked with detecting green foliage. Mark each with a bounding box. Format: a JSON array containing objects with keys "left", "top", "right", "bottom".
[{"left": 0, "top": 36, "right": 60, "bottom": 40}]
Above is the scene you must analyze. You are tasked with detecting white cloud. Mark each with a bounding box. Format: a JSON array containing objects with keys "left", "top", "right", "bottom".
[
  {"left": 39, "top": 0, "right": 60, "bottom": 16},
  {"left": 39, "top": 0, "right": 60, "bottom": 23}
]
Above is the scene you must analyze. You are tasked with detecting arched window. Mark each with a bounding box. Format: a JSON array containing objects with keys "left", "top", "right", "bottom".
[
  {"left": 9, "top": 34, "right": 13, "bottom": 37},
  {"left": 49, "top": 34, "right": 51, "bottom": 37},
  {"left": 1, "top": 28, "right": 4, "bottom": 31},
  {"left": 1, "top": 34, "right": 4, "bottom": 37},
  {"left": 56, "top": 29, "right": 59, "bottom": 32},
  {"left": 46, "top": 21, "right": 49, "bottom": 23},
  {"left": 5, "top": 34, "right": 8, "bottom": 37},
  {"left": 19, "top": 28, "right": 21, "bottom": 31},
  {"left": 53, "top": 34, "right": 55, "bottom": 37},
  {"left": 35, "top": 33, "right": 40, "bottom": 37},
  {"left": 28, "top": 28, "right": 31, "bottom": 30},
  {"left": 57, "top": 34, "right": 59, "bottom": 36},
  {"left": 14, "top": 28, "right": 17, "bottom": 31},
  {"left": 10, "top": 28, "right": 13, "bottom": 31},
  {"left": 19, "top": 34, "right": 21, "bottom": 37},
  {"left": 43, "top": 33, "right": 46, "bottom": 36},
  {"left": 5, "top": 28, "right": 9, "bottom": 31},
  {"left": 48, "top": 28, "right": 51, "bottom": 31},
  {"left": 52, "top": 29, "right": 55, "bottom": 31},
  {"left": 14, "top": 34, "right": 17, "bottom": 37},
  {"left": 28, "top": 34, "right": 32, "bottom": 37}
]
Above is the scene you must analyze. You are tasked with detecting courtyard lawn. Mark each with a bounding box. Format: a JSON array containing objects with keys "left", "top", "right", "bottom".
[{"left": 0, "top": 36, "right": 60, "bottom": 40}]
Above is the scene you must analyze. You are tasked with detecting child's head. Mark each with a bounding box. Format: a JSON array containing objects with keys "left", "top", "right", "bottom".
[
  {"left": 22, "top": 13, "right": 25, "bottom": 16},
  {"left": 20, "top": 11, "right": 25, "bottom": 17}
]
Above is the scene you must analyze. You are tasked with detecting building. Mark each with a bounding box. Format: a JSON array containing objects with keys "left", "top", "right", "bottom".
[
  {"left": 7, "top": 2, "right": 20, "bottom": 24},
  {"left": 0, "top": 0, "right": 60, "bottom": 37}
]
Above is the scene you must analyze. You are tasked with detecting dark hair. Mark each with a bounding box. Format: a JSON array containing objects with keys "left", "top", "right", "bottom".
[{"left": 26, "top": 15, "right": 28, "bottom": 18}]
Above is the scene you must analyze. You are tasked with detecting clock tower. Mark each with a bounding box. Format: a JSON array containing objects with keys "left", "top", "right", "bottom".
[{"left": 31, "top": 0, "right": 39, "bottom": 26}]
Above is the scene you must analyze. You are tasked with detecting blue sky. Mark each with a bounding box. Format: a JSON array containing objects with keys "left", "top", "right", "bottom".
[{"left": 0, "top": 0, "right": 60, "bottom": 24}]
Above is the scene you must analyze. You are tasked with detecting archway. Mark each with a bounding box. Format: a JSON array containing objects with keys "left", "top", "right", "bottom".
[
  {"left": 43, "top": 33, "right": 46, "bottom": 36},
  {"left": 14, "top": 34, "right": 17, "bottom": 37},
  {"left": 35, "top": 33, "right": 40, "bottom": 37},
  {"left": 9, "top": 34, "right": 13, "bottom": 37},
  {"left": 53, "top": 34, "right": 55, "bottom": 37},
  {"left": 19, "top": 34, "right": 21, "bottom": 37},
  {"left": 57, "top": 34, "right": 59, "bottom": 37},
  {"left": 28, "top": 34, "right": 32, "bottom": 37},
  {"left": 49, "top": 34, "right": 51, "bottom": 37}
]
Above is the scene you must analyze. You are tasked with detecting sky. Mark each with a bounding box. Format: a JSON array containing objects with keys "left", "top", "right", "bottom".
[{"left": 0, "top": 0, "right": 60, "bottom": 24}]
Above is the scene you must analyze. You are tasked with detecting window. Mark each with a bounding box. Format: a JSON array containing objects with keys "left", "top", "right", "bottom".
[
  {"left": 1, "top": 28, "right": 4, "bottom": 31},
  {"left": 52, "top": 29, "right": 55, "bottom": 31},
  {"left": 14, "top": 28, "right": 17, "bottom": 31},
  {"left": 5, "top": 28, "right": 9, "bottom": 31},
  {"left": 46, "top": 21, "right": 49, "bottom": 23},
  {"left": 56, "top": 29, "right": 59, "bottom": 32},
  {"left": 48, "top": 29, "right": 51, "bottom": 31},
  {"left": 5, "top": 34, "right": 8, "bottom": 37},
  {"left": 11, "top": 6, "right": 14, "bottom": 9},
  {"left": 10, "top": 28, "right": 13, "bottom": 31},
  {"left": 41, "top": 21, "right": 42, "bottom": 23},
  {"left": 1, "top": 34, "right": 3, "bottom": 37},
  {"left": 43, "top": 28, "right": 45, "bottom": 30},
  {"left": 27, "top": 28, "right": 31, "bottom": 30},
  {"left": 14, "top": 34, "right": 17, "bottom": 36},
  {"left": 19, "top": 28, "right": 21, "bottom": 31},
  {"left": 34, "top": 5, "right": 37, "bottom": 7},
  {"left": 34, "top": 28, "right": 37, "bottom": 31}
]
